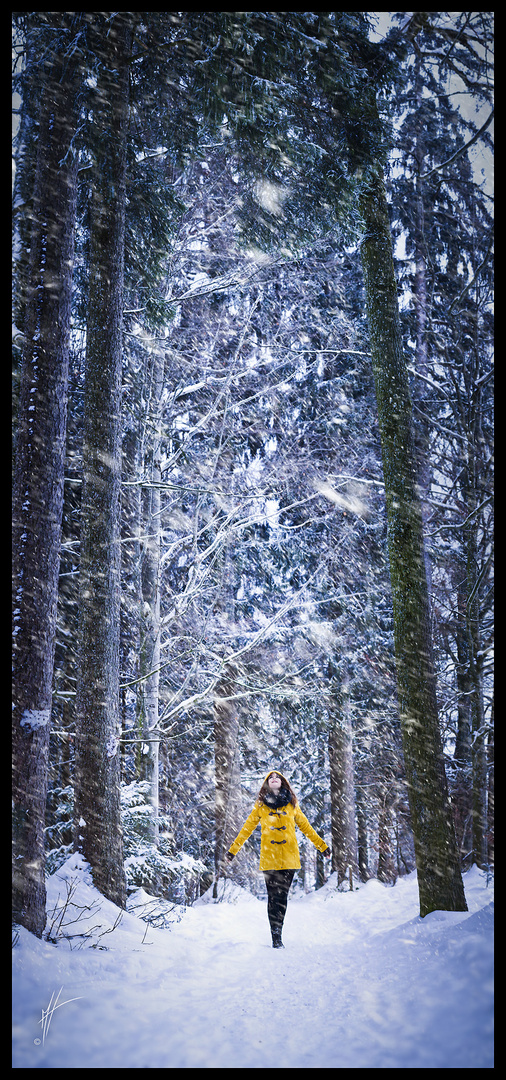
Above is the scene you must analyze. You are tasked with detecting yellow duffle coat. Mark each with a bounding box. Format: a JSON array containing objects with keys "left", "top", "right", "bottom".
[{"left": 228, "top": 796, "right": 328, "bottom": 871}]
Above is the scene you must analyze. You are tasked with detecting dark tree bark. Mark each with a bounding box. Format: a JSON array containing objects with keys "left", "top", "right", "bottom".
[
  {"left": 377, "top": 788, "right": 397, "bottom": 884},
  {"left": 12, "top": 14, "right": 83, "bottom": 935},
  {"left": 73, "top": 13, "right": 135, "bottom": 908},
  {"left": 462, "top": 367, "right": 489, "bottom": 870},
  {"left": 328, "top": 664, "right": 358, "bottom": 887},
  {"left": 452, "top": 566, "right": 474, "bottom": 864},
  {"left": 411, "top": 63, "right": 434, "bottom": 601},
  {"left": 356, "top": 787, "right": 371, "bottom": 882},
  {"left": 213, "top": 664, "right": 242, "bottom": 896},
  {"left": 487, "top": 701, "right": 494, "bottom": 868},
  {"left": 138, "top": 346, "right": 165, "bottom": 845},
  {"left": 359, "top": 162, "right": 467, "bottom": 916}
]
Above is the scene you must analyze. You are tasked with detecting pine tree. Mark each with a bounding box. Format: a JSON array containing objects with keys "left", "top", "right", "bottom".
[
  {"left": 12, "top": 12, "right": 85, "bottom": 935},
  {"left": 124, "top": 130, "right": 398, "bottom": 893},
  {"left": 73, "top": 13, "right": 136, "bottom": 908},
  {"left": 328, "top": 661, "right": 358, "bottom": 885},
  {"left": 137, "top": 342, "right": 165, "bottom": 846},
  {"left": 383, "top": 12, "right": 493, "bottom": 871},
  {"left": 202, "top": 9, "right": 468, "bottom": 914},
  {"left": 359, "top": 156, "right": 465, "bottom": 915},
  {"left": 20, "top": 11, "right": 491, "bottom": 914}
]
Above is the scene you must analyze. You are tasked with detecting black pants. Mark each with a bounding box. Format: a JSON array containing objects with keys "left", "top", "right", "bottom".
[{"left": 263, "top": 869, "right": 296, "bottom": 935}]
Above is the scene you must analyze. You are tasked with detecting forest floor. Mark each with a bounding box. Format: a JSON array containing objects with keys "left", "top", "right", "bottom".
[{"left": 13, "top": 856, "right": 493, "bottom": 1068}]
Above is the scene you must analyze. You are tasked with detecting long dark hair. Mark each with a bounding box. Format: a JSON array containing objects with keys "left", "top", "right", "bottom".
[{"left": 257, "top": 771, "right": 298, "bottom": 807}]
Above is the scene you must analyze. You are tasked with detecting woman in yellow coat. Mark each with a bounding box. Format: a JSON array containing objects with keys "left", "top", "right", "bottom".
[{"left": 226, "top": 769, "right": 330, "bottom": 948}]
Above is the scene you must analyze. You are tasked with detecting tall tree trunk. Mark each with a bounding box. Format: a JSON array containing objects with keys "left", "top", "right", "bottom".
[
  {"left": 73, "top": 13, "right": 135, "bottom": 908},
  {"left": 12, "top": 14, "right": 82, "bottom": 935},
  {"left": 356, "top": 786, "right": 371, "bottom": 882},
  {"left": 487, "top": 699, "right": 494, "bottom": 868},
  {"left": 12, "top": 14, "right": 42, "bottom": 356},
  {"left": 359, "top": 162, "right": 467, "bottom": 916},
  {"left": 213, "top": 664, "right": 242, "bottom": 896},
  {"left": 328, "top": 663, "right": 358, "bottom": 886},
  {"left": 463, "top": 364, "right": 489, "bottom": 869},
  {"left": 139, "top": 347, "right": 165, "bottom": 845},
  {"left": 452, "top": 567, "right": 473, "bottom": 864},
  {"left": 377, "top": 788, "right": 396, "bottom": 884},
  {"left": 119, "top": 422, "right": 143, "bottom": 774},
  {"left": 315, "top": 742, "right": 326, "bottom": 889},
  {"left": 467, "top": 575, "right": 488, "bottom": 870},
  {"left": 412, "top": 67, "right": 434, "bottom": 602}
]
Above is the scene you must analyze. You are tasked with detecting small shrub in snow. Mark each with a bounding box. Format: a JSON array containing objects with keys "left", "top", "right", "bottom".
[
  {"left": 42, "top": 780, "right": 208, "bottom": 904},
  {"left": 121, "top": 781, "right": 206, "bottom": 903}
]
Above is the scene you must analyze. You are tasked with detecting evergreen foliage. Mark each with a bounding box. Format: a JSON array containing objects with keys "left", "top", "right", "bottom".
[{"left": 13, "top": 12, "right": 493, "bottom": 932}]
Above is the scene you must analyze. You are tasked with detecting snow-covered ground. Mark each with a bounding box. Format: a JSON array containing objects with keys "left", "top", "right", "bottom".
[{"left": 12, "top": 855, "right": 493, "bottom": 1068}]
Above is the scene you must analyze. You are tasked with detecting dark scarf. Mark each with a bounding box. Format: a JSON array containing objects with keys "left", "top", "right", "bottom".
[{"left": 263, "top": 787, "right": 291, "bottom": 809}]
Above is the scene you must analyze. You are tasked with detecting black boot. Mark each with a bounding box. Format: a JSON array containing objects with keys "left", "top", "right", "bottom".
[{"left": 271, "top": 927, "right": 284, "bottom": 949}]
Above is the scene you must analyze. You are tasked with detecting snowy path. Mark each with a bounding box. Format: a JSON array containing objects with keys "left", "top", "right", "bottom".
[{"left": 12, "top": 860, "right": 493, "bottom": 1069}]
